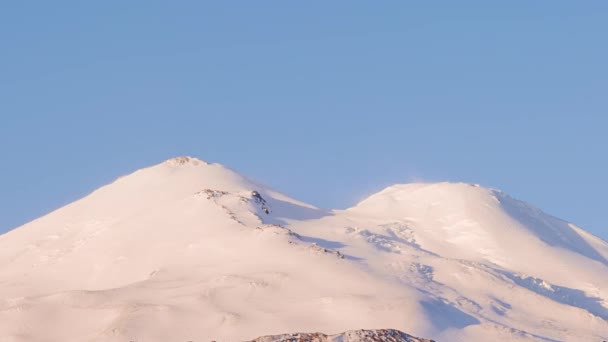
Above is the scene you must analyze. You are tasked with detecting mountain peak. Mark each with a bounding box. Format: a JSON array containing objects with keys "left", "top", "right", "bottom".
[
  {"left": 349, "top": 181, "right": 608, "bottom": 272},
  {"left": 119, "top": 156, "right": 256, "bottom": 195},
  {"left": 352, "top": 182, "right": 496, "bottom": 212},
  {"left": 163, "top": 156, "right": 209, "bottom": 166}
]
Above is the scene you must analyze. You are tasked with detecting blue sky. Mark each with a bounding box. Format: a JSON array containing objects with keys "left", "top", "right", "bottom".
[{"left": 1, "top": 2, "right": 607, "bottom": 239}]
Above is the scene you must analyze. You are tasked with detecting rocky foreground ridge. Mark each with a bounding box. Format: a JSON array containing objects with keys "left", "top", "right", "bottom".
[{"left": 250, "top": 329, "right": 435, "bottom": 342}]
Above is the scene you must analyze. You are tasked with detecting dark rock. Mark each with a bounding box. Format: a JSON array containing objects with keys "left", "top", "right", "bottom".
[{"left": 250, "top": 329, "right": 434, "bottom": 342}]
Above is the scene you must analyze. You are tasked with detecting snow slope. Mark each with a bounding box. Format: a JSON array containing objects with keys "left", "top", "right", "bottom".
[{"left": 0, "top": 157, "right": 606, "bottom": 341}]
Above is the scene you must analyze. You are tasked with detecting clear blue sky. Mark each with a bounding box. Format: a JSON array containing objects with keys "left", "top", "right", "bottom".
[{"left": 1, "top": 2, "right": 607, "bottom": 239}]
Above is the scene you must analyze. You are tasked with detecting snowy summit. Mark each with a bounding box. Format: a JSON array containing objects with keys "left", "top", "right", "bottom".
[{"left": 0, "top": 157, "right": 606, "bottom": 342}]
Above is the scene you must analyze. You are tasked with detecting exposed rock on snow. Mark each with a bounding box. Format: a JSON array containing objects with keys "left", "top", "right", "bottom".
[
  {"left": 252, "top": 190, "right": 271, "bottom": 214},
  {"left": 251, "top": 329, "right": 435, "bottom": 342},
  {"left": 164, "top": 156, "right": 208, "bottom": 166}
]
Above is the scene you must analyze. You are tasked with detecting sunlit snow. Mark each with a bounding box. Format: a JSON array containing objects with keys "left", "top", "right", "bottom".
[{"left": 0, "top": 157, "right": 606, "bottom": 341}]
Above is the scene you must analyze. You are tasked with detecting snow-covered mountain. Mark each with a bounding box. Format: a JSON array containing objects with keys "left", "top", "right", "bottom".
[{"left": 0, "top": 156, "right": 606, "bottom": 342}]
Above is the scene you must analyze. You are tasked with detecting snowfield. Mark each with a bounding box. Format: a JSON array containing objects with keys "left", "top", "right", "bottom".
[{"left": 0, "top": 157, "right": 606, "bottom": 341}]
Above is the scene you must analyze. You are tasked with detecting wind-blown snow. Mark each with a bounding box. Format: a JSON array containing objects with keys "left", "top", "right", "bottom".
[{"left": 0, "top": 157, "right": 606, "bottom": 341}]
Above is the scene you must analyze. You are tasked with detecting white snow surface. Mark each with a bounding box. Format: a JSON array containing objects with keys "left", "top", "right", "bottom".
[{"left": 0, "top": 157, "right": 606, "bottom": 342}]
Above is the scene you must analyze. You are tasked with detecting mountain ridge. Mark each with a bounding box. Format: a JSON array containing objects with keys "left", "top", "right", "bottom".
[{"left": 250, "top": 329, "right": 435, "bottom": 342}]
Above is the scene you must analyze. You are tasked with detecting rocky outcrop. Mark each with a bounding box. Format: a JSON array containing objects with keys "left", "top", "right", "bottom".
[
  {"left": 250, "top": 329, "right": 435, "bottom": 342},
  {"left": 251, "top": 190, "right": 270, "bottom": 214}
]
